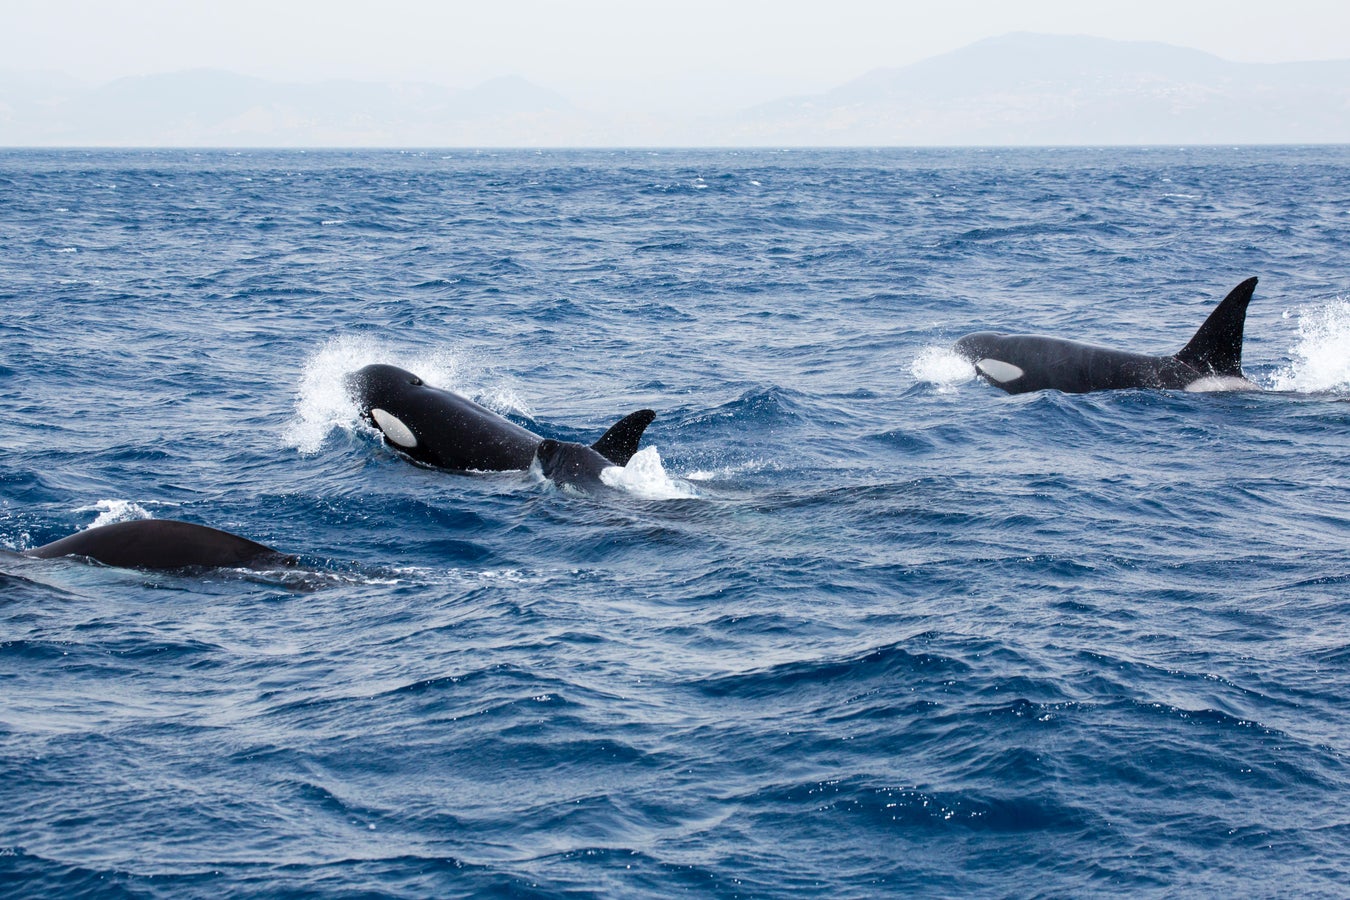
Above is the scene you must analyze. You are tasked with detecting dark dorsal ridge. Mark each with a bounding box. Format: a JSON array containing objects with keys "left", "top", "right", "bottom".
[
  {"left": 590, "top": 409, "right": 656, "bottom": 465},
  {"left": 24, "top": 519, "right": 291, "bottom": 571},
  {"left": 1174, "top": 276, "right": 1258, "bottom": 377}
]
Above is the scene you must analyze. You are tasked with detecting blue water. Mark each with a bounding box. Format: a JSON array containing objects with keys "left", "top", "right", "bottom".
[{"left": 2, "top": 147, "right": 1349, "bottom": 898}]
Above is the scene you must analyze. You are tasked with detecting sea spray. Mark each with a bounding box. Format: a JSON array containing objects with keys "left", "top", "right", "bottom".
[
  {"left": 600, "top": 446, "right": 699, "bottom": 500},
  {"left": 1271, "top": 299, "right": 1350, "bottom": 393},
  {"left": 73, "top": 499, "right": 157, "bottom": 528},
  {"left": 910, "top": 346, "right": 977, "bottom": 391}
]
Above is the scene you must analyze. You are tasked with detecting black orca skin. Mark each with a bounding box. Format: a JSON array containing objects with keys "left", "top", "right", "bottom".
[
  {"left": 346, "top": 363, "right": 655, "bottom": 473},
  {"left": 954, "top": 277, "right": 1260, "bottom": 394},
  {"left": 534, "top": 438, "right": 617, "bottom": 490},
  {"left": 24, "top": 519, "right": 295, "bottom": 571}
]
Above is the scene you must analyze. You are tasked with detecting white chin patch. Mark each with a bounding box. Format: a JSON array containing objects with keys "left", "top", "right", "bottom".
[
  {"left": 975, "top": 358, "right": 1025, "bottom": 384},
  {"left": 370, "top": 408, "right": 418, "bottom": 448}
]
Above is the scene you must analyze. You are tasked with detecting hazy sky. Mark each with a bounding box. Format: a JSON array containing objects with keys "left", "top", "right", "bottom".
[{"left": 7, "top": 0, "right": 1349, "bottom": 111}]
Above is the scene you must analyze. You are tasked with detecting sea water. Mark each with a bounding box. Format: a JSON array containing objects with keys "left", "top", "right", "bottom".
[{"left": 2, "top": 147, "right": 1348, "bottom": 898}]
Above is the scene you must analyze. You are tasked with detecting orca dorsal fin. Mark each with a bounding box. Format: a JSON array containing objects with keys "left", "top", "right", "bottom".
[
  {"left": 1174, "top": 277, "right": 1258, "bottom": 376},
  {"left": 591, "top": 409, "right": 656, "bottom": 465}
]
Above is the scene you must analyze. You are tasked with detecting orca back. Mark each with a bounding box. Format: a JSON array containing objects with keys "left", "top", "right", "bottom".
[
  {"left": 536, "top": 439, "right": 615, "bottom": 489},
  {"left": 26, "top": 520, "right": 293, "bottom": 571}
]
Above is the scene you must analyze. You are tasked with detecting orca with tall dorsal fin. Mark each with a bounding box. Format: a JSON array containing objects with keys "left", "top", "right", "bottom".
[
  {"left": 953, "top": 277, "right": 1260, "bottom": 394},
  {"left": 346, "top": 363, "right": 656, "bottom": 473}
]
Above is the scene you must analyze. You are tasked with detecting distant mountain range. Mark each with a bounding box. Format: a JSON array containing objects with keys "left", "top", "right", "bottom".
[
  {"left": 4, "top": 32, "right": 1349, "bottom": 146},
  {"left": 0, "top": 69, "right": 576, "bottom": 146},
  {"left": 735, "top": 33, "right": 1350, "bottom": 146}
]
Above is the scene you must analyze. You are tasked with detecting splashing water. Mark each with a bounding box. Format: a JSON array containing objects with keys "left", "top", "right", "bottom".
[
  {"left": 686, "top": 458, "right": 773, "bottom": 482},
  {"left": 1271, "top": 299, "right": 1350, "bottom": 393},
  {"left": 73, "top": 499, "right": 156, "bottom": 528},
  {"left": 600, "top": 446, "right": 699, "bottom": 500},
  {"left": 910, "top": 346, "right": 976, "bottom": 391},
  {"left": 474, "top": 386, "right": 533, "bottom": 419}
]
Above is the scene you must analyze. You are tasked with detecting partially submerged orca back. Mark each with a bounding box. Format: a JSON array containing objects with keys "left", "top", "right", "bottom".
[
  {"left": 539, "top": 410, "right": 659, "bottom": 489},
  {"left": 535, "top": 438, "right": 617, "bottom": 490},
  {"left": 25, "top": 519, "right": 295, "bottom": 571}
]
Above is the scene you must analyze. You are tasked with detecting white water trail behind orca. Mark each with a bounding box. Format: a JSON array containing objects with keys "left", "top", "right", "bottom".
[
  {"left": 601, "top": 446, "right": 699, "bottom": 500},
  {"left": 1271, "top": 298, "right": 1350, "bottom": 393}
]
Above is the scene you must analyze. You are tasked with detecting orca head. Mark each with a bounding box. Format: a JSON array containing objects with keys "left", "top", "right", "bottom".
[
  {"left": 535, "top": 438, "right": 616, "bottom": 490},
  {"left": 345, "top": 363, "right": 426, "bottom": 407},
  {"left": 345, "top": 363, "right": 433, "bottom": 456},
  {"left": 953, "top": 332, "right": 1026, "bottom": 387}
]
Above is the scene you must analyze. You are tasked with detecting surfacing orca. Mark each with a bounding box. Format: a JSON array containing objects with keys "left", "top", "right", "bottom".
[
  {"left": 23, "top": 519, "right": 296, "bottom": 571},
  {"left": 534, "top": 438, "right": 618, "bottom": 490},
  {"left": 345, "top": 363, "right": 655, "bottom": 473},
  {"left": 953, "top": 277, "right": 1260, "bottom": 394}
]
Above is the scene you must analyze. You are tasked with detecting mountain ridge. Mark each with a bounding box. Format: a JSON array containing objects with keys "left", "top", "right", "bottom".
[{"left": 3, "top": 33, "right": 1348, "bottom": 146}]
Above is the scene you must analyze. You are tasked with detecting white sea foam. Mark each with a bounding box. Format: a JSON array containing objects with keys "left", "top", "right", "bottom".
[
  {"left": 1184, "top": 375, "right": 1260, "bottom": 393},
  {"left": 910, "top": 346, "right": 976, "bottom": 391},
  {"left": 74, "top": 499, "right": 155, "bottom": 528},
  {"left": 368, "top": 565, "right": 547, "bottom": 588},
  {"left": 1, "top": 530, "right": 31, "bottom": 552},
  {"left": 1270, "top": 299, "right": 1350, "bottom": 393},
  {"left": 686, "top": 458, "right": 772, "bottom": 482},
  {"left": 600, "top": 446, "right": 698, "bottom": 500}
]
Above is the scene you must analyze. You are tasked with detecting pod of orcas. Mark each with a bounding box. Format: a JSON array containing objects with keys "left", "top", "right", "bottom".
[
  {"left": 10, "top": 365, "right": 659, "bottom": 573},
  {"left": 13, "top": 277, "right": 1269, "bottom": 575}
]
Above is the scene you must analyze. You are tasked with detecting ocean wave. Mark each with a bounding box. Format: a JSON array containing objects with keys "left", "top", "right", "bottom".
[{"left": 5, "top": 147, "right": 1350, "bottom": 899}]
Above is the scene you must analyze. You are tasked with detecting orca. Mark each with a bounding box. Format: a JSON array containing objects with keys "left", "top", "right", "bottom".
[
  {"left": 534, "top": 438, "right": 618, "bottom": 490},
  {"left": 22, "top": 519, "right": 296, "bottom": 571},
  {"left": 345, "top": 363, "right": 656, "bottom": 473},
  {"left": 953, "top": 277, "right": 1261, "bottom": 394}
]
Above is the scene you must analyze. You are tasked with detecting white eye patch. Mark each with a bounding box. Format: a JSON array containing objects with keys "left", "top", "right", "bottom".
[
  {"left": 370, "top": 408, "right": 418, "bottom": 448},
  {"left": 975, "top": 359, "right": 1025, "bottom": 384}
]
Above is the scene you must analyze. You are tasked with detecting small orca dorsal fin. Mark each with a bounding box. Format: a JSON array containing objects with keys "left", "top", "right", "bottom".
[
  {"left": 591, "top": 409, "right": 656, "bottom": 465},
  {"left": 1174, "top": 277, "right": 1258, "bottom": 376}
]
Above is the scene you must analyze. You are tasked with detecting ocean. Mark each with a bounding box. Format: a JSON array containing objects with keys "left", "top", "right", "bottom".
[{"left": 1, "top": 146, "right": 1348, "bottom": 898}]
